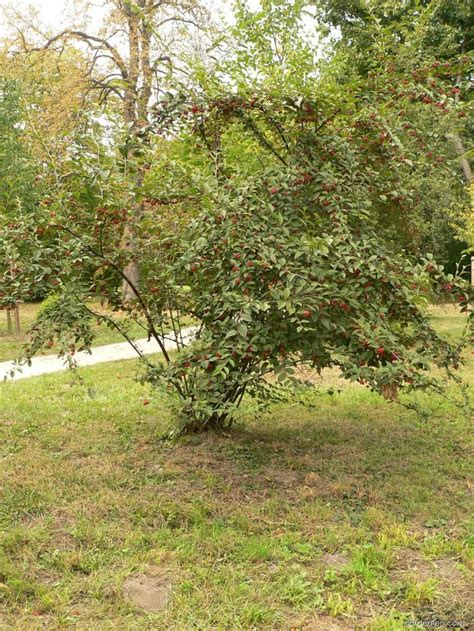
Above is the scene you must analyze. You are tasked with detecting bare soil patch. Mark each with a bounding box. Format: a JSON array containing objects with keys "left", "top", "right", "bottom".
[{"left": 123, "top": 571, "right": 172, "bottom": 612}]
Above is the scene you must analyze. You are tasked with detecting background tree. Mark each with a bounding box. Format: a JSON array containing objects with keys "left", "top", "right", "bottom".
[
  {"left": 314, "top": 0, "right": 473, "bottom": 267},
  {"left": 0, "top": 45, "right": 89, "bottom": 165},
  {"left": 0, "top": 42, "right": 98, "bottom": 305},
  {"left": 9, "top": 0, "right": 211, "bottom": 298},
  {"left": 0, "top": 78, "right": 43, "bottom": 313}
]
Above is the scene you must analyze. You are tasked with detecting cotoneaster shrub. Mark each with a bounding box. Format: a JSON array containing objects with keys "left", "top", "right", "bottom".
[{"left": 5, "top": 57, "right": 472, "bottom": 433}]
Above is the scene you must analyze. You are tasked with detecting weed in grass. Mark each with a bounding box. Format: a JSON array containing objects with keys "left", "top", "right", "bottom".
[
  {"left": 366, "top": 610, "right": 412, "bottom": 630},
  {"left": 402, "top": 578, "right": 441, "bottom": 606},
  {"left": 237, "top": 537, "right": 278, "bottom": 562},
  {"left": 276, "top": 571, "right": 324, "bottom": 609},
  {"left": 376, "top": 524, "right": 418, "bottom": 550},
  {"left": 421, "top": 534, "right": 465, "bottom": 559},
  {"left": 324, "top": 591, "right": 355, "bottom": 616},
  {"left": 346, "top": 544, "right": 393, "bottom": 591},
  {"left": 240, "top": 602, "right": 277, "bottom": 626}
]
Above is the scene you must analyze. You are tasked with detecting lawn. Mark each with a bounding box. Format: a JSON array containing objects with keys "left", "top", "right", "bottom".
[
  {"left": 0, "top": 302, "right": 151, "bottom": 363},
  {"left": 0, "top": 306, "right": 472, "bottom": 629},
  {"left": 0, "top": 302, "right": 194, "bottom": 363}
]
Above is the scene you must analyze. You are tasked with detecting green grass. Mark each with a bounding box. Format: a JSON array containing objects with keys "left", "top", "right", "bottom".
[
  {"left": 0, "top": 306, "right": 472, "bottom": 629},
  {"left": 428, "top": 303, "right": 472, "bottom": 339},
  {"left": 0, "top": 302, "right": 150, "bottom": 362},
  {"left": 0, "top": 302, "right": 195, "bottom": 363}
]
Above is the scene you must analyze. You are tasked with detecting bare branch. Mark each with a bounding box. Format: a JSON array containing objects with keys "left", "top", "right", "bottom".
[
  {"left": 76, "top": 297, "right": 150, "bottom": 363},
  {"left": 91, "top": 78, "right": 125, "bottom": 101},
  {"left": 313, "top": 108, "right": 341, "bottom": 134},
  {"left": 29, "top": 30, "right": 129, "bottom": 80},
  {"left": 146, "top": 1, "right": 165, "bottom": 13},
  {"left": 151, "top": 54, "right": 172, "bottom": 72},
  {"left": 154, "top": 16, "right": 200, "bottom": 30}
]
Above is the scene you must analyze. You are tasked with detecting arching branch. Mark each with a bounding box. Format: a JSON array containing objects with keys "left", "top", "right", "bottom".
[
  {"left": 151, "top": 54, "right": 172, "bottom": 72},
  {"left": 29, "top": 30, "right": 129, "bottom": 80},
  {"left": 90, "top": 78, "right": 125, "bottom": 101},
  {"left": 154, "top": 16, "right": 200, "bottom": 30}
]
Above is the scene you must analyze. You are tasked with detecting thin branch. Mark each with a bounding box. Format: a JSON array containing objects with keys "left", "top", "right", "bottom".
[
  {"left": 238, "top": 113, "right": 288, "bottom": 166},
  {"left": 48, "top": 223, "right": 173, "bottom": 366},
  {"left": 255, "top": 103, "right": 290, "bottom": 151},
  {"left": 146, "top": 1, "right": 165, "bottom": 13},
  {"left": 151, "top": 54, "right": 172, "bottom": 72},
  {"left": 77, "top": 297, "right": 151, "bottom": 364},
  {"left": 154, "top": 16, "right": 200, "bottom": 30},
  {"left": 91, "top": 78, "right": 125, "bottom": 100},
  {"left": 29, "top": 30, "right": 129, "bottom": 79},
  {"left": 314, "top": 108, "right": 341, "bottom": 134}
]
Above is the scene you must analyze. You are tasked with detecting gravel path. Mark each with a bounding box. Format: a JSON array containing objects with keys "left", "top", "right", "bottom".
[{"left": 0, "top": 327, "right": 196, "bottom": 382}]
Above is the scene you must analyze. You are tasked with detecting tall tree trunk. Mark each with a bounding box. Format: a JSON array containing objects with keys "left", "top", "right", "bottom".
[
  {"left": 450, "top": 39, "right": 472, "bottom": 184},
  {"left": 122, "top": 9, "right": 144, "bottom": 301},
  {"left": 449, "top": 132, "right": 472, "bottom": 183}
]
